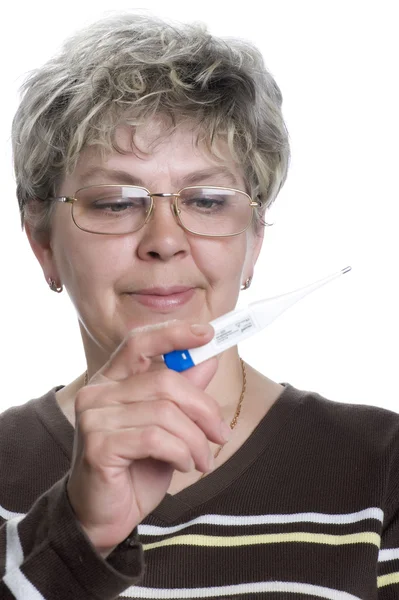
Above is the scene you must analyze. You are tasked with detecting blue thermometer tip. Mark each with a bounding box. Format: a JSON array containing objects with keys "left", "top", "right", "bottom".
[{"left": 164, "top": 350, "right": 195, "bottom": 372}]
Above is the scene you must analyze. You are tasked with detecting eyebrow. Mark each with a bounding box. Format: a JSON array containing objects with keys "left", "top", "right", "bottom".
[
  {"left": 180, "top": 167, "right": 239, "bottom": 188},
  {"left": 79, "top": 167, "right": 145, "bottom": 186},
  {"left": 79, "top": 166, "right": 240, "bottom": 189}
]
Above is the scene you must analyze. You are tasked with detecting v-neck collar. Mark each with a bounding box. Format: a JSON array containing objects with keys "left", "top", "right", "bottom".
[
  {"left": 150, "top": 383, "right": 306, "bottom": 522},
  {"left": 33, "top": 382, "right": 306, "bottom": 524}
]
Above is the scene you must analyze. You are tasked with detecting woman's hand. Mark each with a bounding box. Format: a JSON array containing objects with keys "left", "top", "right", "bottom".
[{"left": 66, "top": 321, "right": 228, "bottom": 556}]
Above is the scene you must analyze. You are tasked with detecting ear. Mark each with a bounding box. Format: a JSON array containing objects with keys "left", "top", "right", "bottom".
[{"left": 25, "top": 223, "right": 60, "bottom": 285}]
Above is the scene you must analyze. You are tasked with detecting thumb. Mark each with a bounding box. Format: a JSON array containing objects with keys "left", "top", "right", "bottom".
[{"left": 179, "top": 356, "right": 219, "bottom": 390}]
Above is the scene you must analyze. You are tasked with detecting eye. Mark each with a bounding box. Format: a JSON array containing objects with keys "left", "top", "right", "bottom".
[
  {"left": 83, "top": 192, "right": 150, "bottom": 215},
  {"left": 179, "top": 188, "right": 231, "bottom": 213},
  {"left": 96, "top": 201, "right": 129, "bottom": 212},
  {"left": 185, "top": 196, "right": 225, "bottom": 210},
  {"left": 92, "top": 198, "right": 145, "bottom": 211}
]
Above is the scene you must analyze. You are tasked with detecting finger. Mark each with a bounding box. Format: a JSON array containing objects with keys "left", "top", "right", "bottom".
[
  {"left": 77, "top": 400, "right": 214, "bottom": 472},
  {"left": 75, "top": 368, "right": 226, "bottom": 445},
  {"left": 97, "top": 320, "right": 214, "bottom": 382},
  {"left": 85, "top": 426, "right": 199, "bottom": 473},
  {"left": 179, "top": 356, "right": 218, "bottom": 389}
]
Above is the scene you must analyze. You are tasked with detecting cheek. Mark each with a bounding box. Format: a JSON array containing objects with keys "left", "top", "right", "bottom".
[
  {"left": 54, "top": 231, "right": 130, "bottom": 289},
  {"left": 191, "top": 237, "right": 247, "bottom": 280}
]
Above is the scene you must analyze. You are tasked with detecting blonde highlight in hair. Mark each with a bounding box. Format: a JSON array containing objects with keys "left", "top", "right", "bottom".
[{"left": 12, "top": 13, "right": 290, "bottom": 236}]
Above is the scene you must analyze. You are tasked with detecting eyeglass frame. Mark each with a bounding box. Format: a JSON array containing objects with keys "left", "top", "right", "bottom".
[{"left": 46, "top": 184, "right": 262, "bottom": 237}]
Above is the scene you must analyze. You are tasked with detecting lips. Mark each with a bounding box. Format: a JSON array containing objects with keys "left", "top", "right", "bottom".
[
  {"left": 127, "top": 286, "right": 196, "bottom": 311},
  {"left": 135, "top": 286, "right": 194, "bottom": 296}
]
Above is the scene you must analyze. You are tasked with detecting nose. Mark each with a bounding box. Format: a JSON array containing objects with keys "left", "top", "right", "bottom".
[{"left": 136, "top": 196, "right": 190, "bottom": 262}]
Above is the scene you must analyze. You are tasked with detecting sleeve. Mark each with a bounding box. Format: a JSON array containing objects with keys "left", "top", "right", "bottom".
[
  {"left": 378, "top": 503, "right": 399, "bottom": 598},
  {"left": 377, "top": 429, "right": 399, "bottom": 599},
  {"left": 0, "top": 474, "right": 144, "bottom": 600}
]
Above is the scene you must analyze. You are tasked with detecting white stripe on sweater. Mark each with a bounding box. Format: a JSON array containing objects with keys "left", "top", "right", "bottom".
[
  {"left": 1, "top": 504, "right": 383, "bottom": 534},
  {"left": 0, "top": 505, "right": 25, "bottom": 520},
  {"left": 3, "top": 570, "right": 46, "bottom": 600},
  {"left": 5, "top": 517, "right": 24, "bottom": 571},
  {"left": 120, "top": 581, "right": 362, "bottom": 599},
  {"left": 138, "top": 508, "right": 384, "bottom": 536},
  {"left": 379, "top": 548, "right": 399, "bottom": 562},
  {"left": 4, "top": 517, "right": 45, "bottom": 599}
]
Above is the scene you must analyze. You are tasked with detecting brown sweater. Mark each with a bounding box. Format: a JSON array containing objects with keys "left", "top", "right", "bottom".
[{"left": 1, "top": 382, "right": 399, "bottom": 599}]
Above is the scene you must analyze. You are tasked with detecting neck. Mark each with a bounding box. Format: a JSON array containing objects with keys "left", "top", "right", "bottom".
[{"left": 203, "top": 349, "right": 245, "bottom": 421}]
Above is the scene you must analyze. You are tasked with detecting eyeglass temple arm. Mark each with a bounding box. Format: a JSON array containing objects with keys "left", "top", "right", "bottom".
[{"left": 43, "top": 196, "right": 76, "bottom": 204}]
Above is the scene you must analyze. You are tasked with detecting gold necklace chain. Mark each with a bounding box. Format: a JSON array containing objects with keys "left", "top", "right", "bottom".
[
  {"left": 83, "top": 358, "right": 246, "bottom": 478},
  {"left": 199, "top": 357, "right": 246, "bottom": 479}
]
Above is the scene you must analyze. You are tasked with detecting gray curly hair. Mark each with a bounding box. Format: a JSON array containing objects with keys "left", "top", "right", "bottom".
[{"left": 12, "top": 13, "right": 290, "bottom": 237}]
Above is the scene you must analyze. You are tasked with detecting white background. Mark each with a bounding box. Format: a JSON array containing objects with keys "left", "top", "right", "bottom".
[{"left": 1, "top": 1, "right": 398, "bottom": 412}]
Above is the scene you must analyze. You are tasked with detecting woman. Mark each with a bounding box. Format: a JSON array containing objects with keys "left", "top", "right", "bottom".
[{"left": 1, "top": 13, "right": 398, "bottom": 600}]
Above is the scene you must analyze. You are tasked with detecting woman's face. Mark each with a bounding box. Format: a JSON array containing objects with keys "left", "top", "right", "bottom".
[{"left": 29, "top": 121, "right": 264, "bottom": 365}]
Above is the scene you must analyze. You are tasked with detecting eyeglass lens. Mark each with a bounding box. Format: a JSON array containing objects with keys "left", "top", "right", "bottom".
[{"left": 72, "top": 186, "right": 253, "bottom": 235}]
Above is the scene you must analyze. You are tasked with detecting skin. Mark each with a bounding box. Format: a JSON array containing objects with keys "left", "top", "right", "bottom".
[{"left": 26, "top": 121, "right": 284, "bottom": 537}]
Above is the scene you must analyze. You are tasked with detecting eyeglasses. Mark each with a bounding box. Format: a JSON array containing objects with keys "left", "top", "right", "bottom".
[{"left": 49, "top": 184, "right": 261, "bottom": 237}]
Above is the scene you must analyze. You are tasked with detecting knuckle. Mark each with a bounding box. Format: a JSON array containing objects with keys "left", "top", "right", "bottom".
[
  {"left": 141, "top": 426, "right": 162, "bottom": 449},
  {"left": 156, "top": 400, "right": 176, "bottom": 421},
  {"left": 77, "top": 408, "right": 96, "bottom": 434},
  {"left": 153, "top": 369, "right": 176, "bottom": 397},
  {"left": 174, "top": 440, "right": 193, "bottom": 470},
  {"left": 189, "top": 428, "right": 208, "bottom": 459},
  {"left": 174, "top": 439, "right": 192, "bottom": 465},
  {"left": 74, "top": 387, "right": 91, "bottom": 414},
  {"left": 202, "top": 393, "right": 220, "bottom": 419},
  {"left": 82, "top": 430, "right": 104, "bottom": 466}
]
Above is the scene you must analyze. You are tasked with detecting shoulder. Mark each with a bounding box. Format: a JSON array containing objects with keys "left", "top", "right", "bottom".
[
  {"left": 276, "top": 384, "right": 399, "bottom": 512},
  {"left": 291, "top": 385, "right": 399, "bottom": 498},
  {"left": 0, "top": 388, "right": 58, "bottom": 436},
  {"left": 0, "top": 394, "right": 41, "bottom": 439},
  {"left": 298, "top": 386, "right": 399, "bottom": 451},
  {"left": 0, "top": 388, "right": 71, "bottom": 512},
  {"left": 0, "top": 386, "right": 69, "bottom": 454}
]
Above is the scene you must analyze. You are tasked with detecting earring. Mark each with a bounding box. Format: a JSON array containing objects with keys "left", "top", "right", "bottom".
[
  {"left": 240, "top": 276, "right": 252, "bottom": 291},
  {"left": 48, "top": 278, "right": 63, "bottom": 293}
]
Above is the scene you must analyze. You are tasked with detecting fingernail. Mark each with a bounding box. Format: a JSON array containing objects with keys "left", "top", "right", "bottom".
[
  {"left": 220, "top": 421, "right": 232, "bottom": 443},
  {"left": 190, "top": 324, "right": 211, "bottom": 336}
]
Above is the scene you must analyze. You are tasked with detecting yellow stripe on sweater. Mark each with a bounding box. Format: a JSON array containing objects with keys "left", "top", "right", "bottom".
[
  {"left": 378, "top": 572, "right": 399, "bottom": 588},
  {"left": 143, "top": 532, "right": 380, "bottom": 552}
]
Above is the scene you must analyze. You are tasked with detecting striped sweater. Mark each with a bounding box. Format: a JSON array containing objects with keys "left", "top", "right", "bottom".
[{"left": 1, "top": 382, "right": 399, "bottom": 599}]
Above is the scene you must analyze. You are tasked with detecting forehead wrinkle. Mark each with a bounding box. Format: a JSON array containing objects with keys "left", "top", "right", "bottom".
[
  {"left": 124, "top": 124, "right": 243, "bottom": 189},
  {"left": 79, "top": 165, "right": 241, "bottom": 191},
  {"left": 78, "top": 166, "right": 146, "bottom": 186},
  {"left": 179, "top": 167, "right": 240, "bottom": 188},
  {"left": 75, "top": 129, "right": 244, "bottom": 191},
  {"left": 143, "top": 165, "right": 241, "bottom": 192}
]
